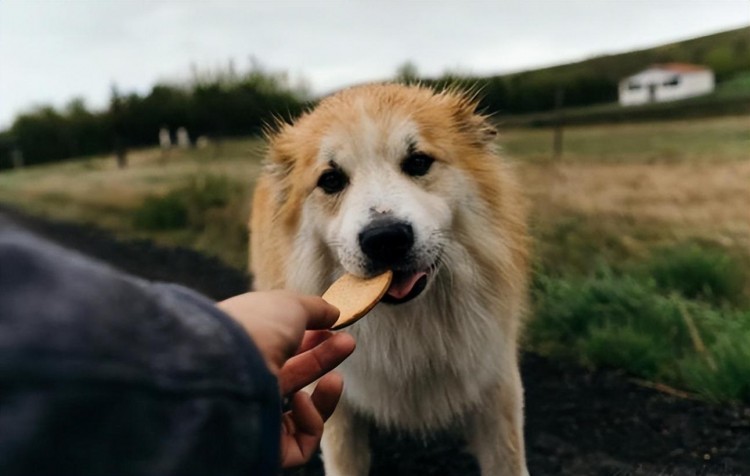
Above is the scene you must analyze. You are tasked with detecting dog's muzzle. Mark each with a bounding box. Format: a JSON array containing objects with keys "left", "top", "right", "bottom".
[
  {"left": 358, "top": 219, "right": 414, "bottom": 268},
  {"left": 358, "top": 219, "right": 430, "bottom": 304}
]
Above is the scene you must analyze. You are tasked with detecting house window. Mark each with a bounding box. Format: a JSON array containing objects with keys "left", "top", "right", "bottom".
[
  {"left": 628, "top": 81, "right": 641, "bottom": 90},
  {"left": 663, "top": 75, "right": 680, "bottom": 87}
]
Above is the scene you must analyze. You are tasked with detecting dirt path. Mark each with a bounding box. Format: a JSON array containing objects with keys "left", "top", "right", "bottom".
[{"left": 2, "top": 206, "right": 748, "bottom": 476}]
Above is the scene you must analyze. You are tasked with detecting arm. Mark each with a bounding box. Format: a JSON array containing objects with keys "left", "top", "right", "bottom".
[{"left": 0, "top": 223, "right": 322, "bottom": 475}]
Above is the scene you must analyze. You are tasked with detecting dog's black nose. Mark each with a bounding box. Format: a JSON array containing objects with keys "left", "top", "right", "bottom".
[{"left": 359, "top": 221, "right": 414, "bottom": 266}]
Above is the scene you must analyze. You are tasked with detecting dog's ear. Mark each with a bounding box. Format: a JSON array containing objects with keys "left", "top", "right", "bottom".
[
  {"left": 263, "top": 142, "right": 295, "bottom": 207},
  {"left": 457, "top": 110, "right": 498, "bottom": 149},
  {"left": 446, "top": 90, "right": 498, "bottom": 147},
  {"left": 470, "top": 114, "right": 498, "bottom": 146},
  {"left": 262, "top": 118, "right": 299, "bottom": 204},
  {"left": 263, "top": 124, "right": 311, "bottom": 230}
]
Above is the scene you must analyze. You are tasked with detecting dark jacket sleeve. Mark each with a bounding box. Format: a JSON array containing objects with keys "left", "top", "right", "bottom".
[{"left": 0, "top": 222, "right": 280, "bottom": 475}]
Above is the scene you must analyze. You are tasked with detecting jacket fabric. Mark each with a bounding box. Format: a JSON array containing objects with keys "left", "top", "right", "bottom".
[{"left": 0, "top": 218, "right": 280, "bottom": 475}]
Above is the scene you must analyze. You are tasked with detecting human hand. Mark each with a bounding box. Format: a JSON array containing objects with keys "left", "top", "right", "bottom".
[{"left": 218, "top": 291, "right": 355, "bottom": 468}]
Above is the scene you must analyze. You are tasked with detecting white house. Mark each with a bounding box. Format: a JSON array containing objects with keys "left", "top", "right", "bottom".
[{"left": 618, "top": 63, "right": 715, "bottom": 106}]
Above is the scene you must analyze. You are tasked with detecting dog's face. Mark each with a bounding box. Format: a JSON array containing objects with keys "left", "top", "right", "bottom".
[
  {"left": 313, "top": 115, "right": 457, "bottom": 303},
  {"left": 266, "top": 84, "right": 498, "bottom": 303}
]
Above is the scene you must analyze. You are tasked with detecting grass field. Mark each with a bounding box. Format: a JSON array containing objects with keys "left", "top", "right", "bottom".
[
  {"left": 501, "top": 114, "right": 750, "bottom": 163},
  {"left": 1, "top": 115, "right": 748, "bottom": 401}
]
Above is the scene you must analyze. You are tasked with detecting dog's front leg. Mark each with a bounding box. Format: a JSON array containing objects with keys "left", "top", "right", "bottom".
[
  {"left": 321, "top": 399, "right": 371, "bottom": 476},
  {"left": 465, "top": 364, "right": 529, "bottom": 476}
]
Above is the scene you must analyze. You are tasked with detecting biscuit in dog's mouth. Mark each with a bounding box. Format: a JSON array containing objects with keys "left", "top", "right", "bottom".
[
  {"left": 322, "top": 269, "right": 430, "bottom": 329},
  {"left": 382, "top": 270, "right": 429, "bottom": 304}
]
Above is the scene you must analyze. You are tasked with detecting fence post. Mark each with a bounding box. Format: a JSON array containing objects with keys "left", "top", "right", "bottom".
[
  {"left": 11, "top": 147, "right": 24, "bottom": 169},
  {"left": 552, "top": 87, "right": 565, "bottom": 161}
]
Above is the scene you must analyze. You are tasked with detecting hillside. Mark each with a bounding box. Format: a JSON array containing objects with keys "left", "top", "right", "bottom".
[
  {"left": 1, "top": 26, "right": 748, "bottom": 169},
  {"left": 426, "top": 26, "right": 750, "bottom": 115}
]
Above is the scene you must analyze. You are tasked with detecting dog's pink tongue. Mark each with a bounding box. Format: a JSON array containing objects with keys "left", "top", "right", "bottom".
[{"left": 386, "top": 272, "right": 427, "bottom": 299}]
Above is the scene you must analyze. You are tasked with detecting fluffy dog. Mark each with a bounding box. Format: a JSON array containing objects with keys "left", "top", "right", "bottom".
[{"left": 250, "top": 83, "right": 529, "bottom": 476}]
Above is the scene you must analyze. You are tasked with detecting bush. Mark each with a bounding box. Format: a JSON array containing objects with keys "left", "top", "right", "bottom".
[
  {"left": 179, "top": 174, "right": 240, "bottom": 228},
  {"left": 133, "top": 194, "right": 188, "bottom": 230},
  {"left": 643, "top": 244, "right": 746, "bottom": 306},
  {"left": 182, "top": 175, "right": 234, "bottom": 210},
  {"left": 132, "top": 174, "right": 242, "bottom": 232}
]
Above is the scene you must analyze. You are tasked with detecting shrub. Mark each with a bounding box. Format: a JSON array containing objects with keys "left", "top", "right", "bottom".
[
  {"left": 132, "top": 194, "right": 188, "bottom": 230},
  {"left": 529, "top": 272, "right": 695, "bottom": 366},
  {"left": 133, "top": 174, "right": 240, "bottom": 231},
  {"left": 179, "top": 174, "right": 242, "bottom": 230},
  {"left": 181, "top": 175, "right": 234, "bottom": 211},
  {"left": 643, "top": 244, "right": 746, "bottom": 306}
]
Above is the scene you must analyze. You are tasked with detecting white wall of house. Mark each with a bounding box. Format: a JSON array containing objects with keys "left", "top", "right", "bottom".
[{"left": 618, "top": 68, "right": 714, "bottom": 106}]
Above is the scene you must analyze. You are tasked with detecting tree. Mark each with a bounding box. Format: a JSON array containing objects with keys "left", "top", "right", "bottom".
[
  {"left": 109, "top": 84, "right": 128, "bottom": 169},
  {"left": 395, "top": 61, "right": 420, "bottom": 84}
]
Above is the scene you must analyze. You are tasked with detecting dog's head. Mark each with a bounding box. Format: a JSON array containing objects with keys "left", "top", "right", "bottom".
[{"left": 264, "top": 84, "right": 502, "bottom": 304}]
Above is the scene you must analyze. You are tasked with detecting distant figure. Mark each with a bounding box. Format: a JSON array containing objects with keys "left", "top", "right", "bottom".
[
  {"left": 177, "top": 127, "right": 191, "bottom": 149},
  {"left": 114, "top": 137, "right": 128, "bottom": 169},
  {"left": 195, "top": 136, "right": 210, "bottom": 150},
  {"left": 159, "top": 127, "right": 172, "bottom": 162},
  {"left": 159, "top": 127, "right": 172, "bottom": 150},
  {"left": 11, "top": 147, "right": 23, "bottom": 169}
]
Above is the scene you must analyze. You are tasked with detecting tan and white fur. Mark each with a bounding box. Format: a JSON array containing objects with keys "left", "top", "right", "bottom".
[{"left": 250, "top": 83, "right": 530, "bottom": 476}]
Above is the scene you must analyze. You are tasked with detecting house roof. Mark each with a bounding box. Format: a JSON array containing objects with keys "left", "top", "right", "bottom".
[
  {"left": 621, "top": 63, "right": 711, "bottom": 82},
  {"left": 650, "top": 63, "right": 710, "bottom": 73}
]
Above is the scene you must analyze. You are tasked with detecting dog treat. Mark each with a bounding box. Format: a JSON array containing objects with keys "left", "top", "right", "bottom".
[{"left": 323, "top": 270, "right": 393, "bottom": 330}]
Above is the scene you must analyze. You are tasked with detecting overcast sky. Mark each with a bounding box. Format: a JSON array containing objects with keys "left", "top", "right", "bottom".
[{"left": 0, "top": 0, "right": 748, "bottom": 128}]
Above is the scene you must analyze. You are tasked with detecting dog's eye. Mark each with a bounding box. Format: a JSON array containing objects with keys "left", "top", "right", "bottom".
[
  {"left": 401, "top": 152, "right": 435, "bottom": 177},
  {"left": 317, "top": 169, "right": 349, "bottom": 194}
]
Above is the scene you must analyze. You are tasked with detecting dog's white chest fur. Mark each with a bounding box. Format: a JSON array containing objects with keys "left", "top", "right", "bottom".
[{"left": 340, "top": 277, "right": 509, "bottom": 433}]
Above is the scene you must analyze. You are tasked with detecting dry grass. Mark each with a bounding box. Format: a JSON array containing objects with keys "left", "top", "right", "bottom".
[
  {"left": 0, "top": 139, "right": 266, "bottom": 231},
  {"left": 500, "top": 114, "right": 750, "bottom": 164},
  {"left": 520, "top": 160, "right": 750, "bottom": 253},
  {"left": 0, "top": 116, "right": 747, "bottom": 270}
]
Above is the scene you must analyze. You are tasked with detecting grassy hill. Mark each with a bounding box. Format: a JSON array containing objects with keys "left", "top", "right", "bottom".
[
  {"left": 497, "top": 74, "right": 750, "bottom": 127},
  {"left": 2, "top": 26, "right": 748, "bottom": 170},
  {"left": 510, "top": 25, "right": 750, "bottom": 83},
  {"left": 425, "top": 26, "right": 750, "bottom": 116}
]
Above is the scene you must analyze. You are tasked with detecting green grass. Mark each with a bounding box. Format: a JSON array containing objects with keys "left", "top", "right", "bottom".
[
  {"left": 0, "top": 141, "right": 263, "bottom": 267},
  {"left": 129, "top": 174, "right": 252, "bottom": 265},
  {"left": 496, "top": 87, "right": 750, "bottom": 128},
  {"left": 644, "top": 243, "right": 748, "bottom": 306},
  {"left": 526, "top": 189, "right": 750, "bottom": 401},
  {"left": 133, "top": 194, "right": 189, "bottom": 230},
  {"left": 132, "top": 174, "right": 240, "bottom": 230},
  {"left": 716, "top": 71, "right": 750, "bottom": 96},
  {"left": 528, "top": 263, "right": 750, "bottom": 401},
  {"left": 500, "top": 114, "right": 750, "bottom": 163}
]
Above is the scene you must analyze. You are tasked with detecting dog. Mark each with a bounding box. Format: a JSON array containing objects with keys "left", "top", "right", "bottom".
[{"left": 249, "top": 83, "right": 530, "bottom": 476}]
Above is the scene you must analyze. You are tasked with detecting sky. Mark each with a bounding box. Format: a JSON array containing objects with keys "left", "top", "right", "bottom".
[{"left": 0, "top": 0, "right": 748, "bottom": 129}]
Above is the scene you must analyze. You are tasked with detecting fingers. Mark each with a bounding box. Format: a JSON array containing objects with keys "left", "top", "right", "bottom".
[
  {"left": 219, "top": 291, "right": 339, "bottom": 331},
  {"left": 280, "top": 373, "right": 344, "bottom": 469},
  {"left": 296, "top": 330, "right": 333, "bottom": 355},
  {"left": 310, "top": 371, "right": 343, "bottom": 422},
  {"left": 274, "top": 296, "right": 340, "bottom": 366},
  {"left": 280, "top": 392, "right": 322, "bottom": 468},
  {"left": 279, "top": 332, "right": 355, "bottom": 396},
  {"left": 294, "top": 294, "right": 340, "bottom": 330},
  {"left": 217, "top": 291, "right": 341, "bottom": 376}
]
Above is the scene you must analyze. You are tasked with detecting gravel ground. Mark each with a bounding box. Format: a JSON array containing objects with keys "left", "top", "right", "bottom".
[{"left": 3, "top": 206, "right": 749, "bottom": 476}]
